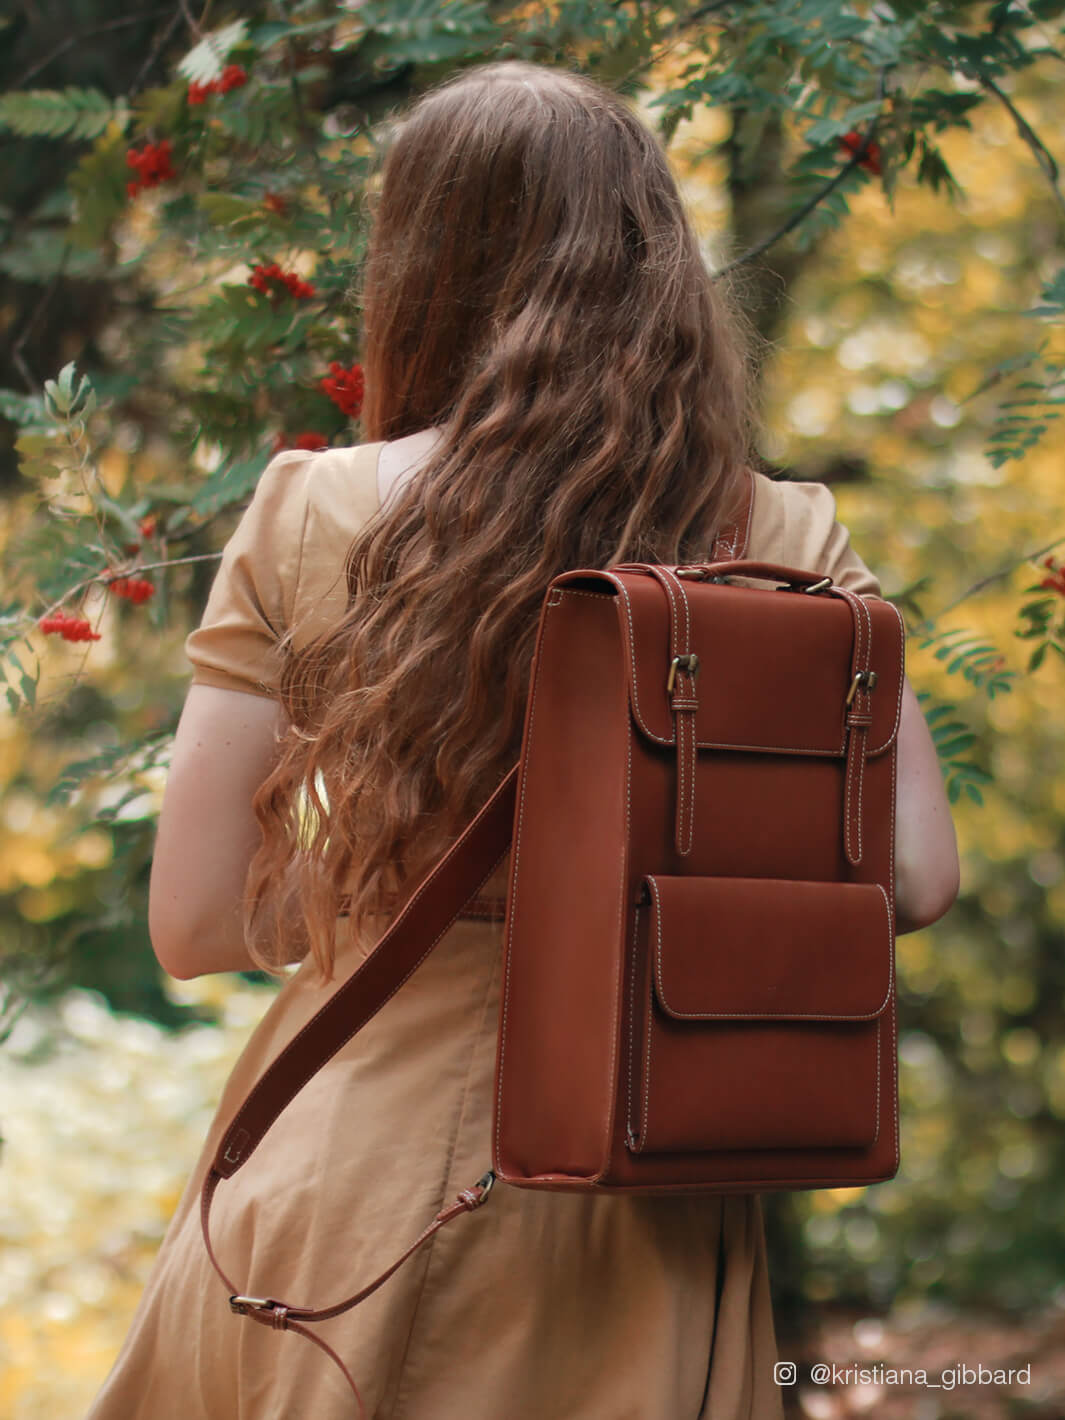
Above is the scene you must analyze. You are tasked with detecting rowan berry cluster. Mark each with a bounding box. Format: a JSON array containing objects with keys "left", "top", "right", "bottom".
[
  {"left": 249, "top": 263, "right": 317, "bottom": 301},
  {"left": 39, "top": 611, "right": 101, "bottom": 642},
  {"left": 109, "top": 577, "right": 156, "bottom": 604},
  {"left": 126, "top": 140, "right": 177, "bottom": 198},
  {"left": 839, "top": 130, "right": 883, "bottom": 176},
  {"left": 187, "top": 65, "right": 248, "bottom": 105},
  {"left": 320, "top": 362, "right": 365, "bottom": 417},
  {"left": 1039, "top": 555, "right": 1065, "bottom": 596}
]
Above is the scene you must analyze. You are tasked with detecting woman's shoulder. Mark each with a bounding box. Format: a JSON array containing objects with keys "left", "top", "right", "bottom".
[
  {"left": 748, "top": 471, "right": 882, "bottom": 597},
  {"left": 285, "top": 441, "right": 386, "bottom": 649}
]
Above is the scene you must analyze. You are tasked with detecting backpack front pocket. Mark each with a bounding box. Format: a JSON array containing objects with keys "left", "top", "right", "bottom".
[{"left": 626, "top": 874, "right": 894, "bottom": 1155}]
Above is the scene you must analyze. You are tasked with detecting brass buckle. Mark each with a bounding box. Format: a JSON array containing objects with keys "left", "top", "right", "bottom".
[
  {"left": 666, "top": 653, "right": 700, "bottom": 694},
  {"left": 229, "top": 1295, "right": 275, "bottom": 1316},
  {"left": 802, "top": 576, "right": 833, "bottom": 594},
  {"left": 475, "top": 1169, "right": 496, "bottom": 1201},
  {"left": 845, "top": 670, "right": 879, "bottom": 706}
]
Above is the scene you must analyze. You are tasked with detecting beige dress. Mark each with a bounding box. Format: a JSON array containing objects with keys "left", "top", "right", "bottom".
[{"left": 86, "top": 442, "right": 881, "bottom": 1420}]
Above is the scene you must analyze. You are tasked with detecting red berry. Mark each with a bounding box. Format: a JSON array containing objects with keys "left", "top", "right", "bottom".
[
  {"left": 109, "top": 576, "right": 155, "bottom": 604},
  {"left": 839, "top": 130, "right": 882, "bottom": 177},
  {"left": 248, "top": 263, "right": 316, "bottom": 302},
  {"left": 218, "top": 64, "right": 248, "bottom": 93},
  {"left": 320, "top": 361, "right": 365, "bottom": 418},
  {"left": 39, "top": 609, "right": 101, "bottom": 642},
  {"left": 125, "top": 140, "right": 177, "bottom": 198}
]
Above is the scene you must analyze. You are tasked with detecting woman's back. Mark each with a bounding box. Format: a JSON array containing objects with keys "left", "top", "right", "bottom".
[
  {"left": 89, "top": 434, "right": 899, "bottom": 1420},
  {"left": 91, "top": 56, "right": 958, "bottom": 1419}
]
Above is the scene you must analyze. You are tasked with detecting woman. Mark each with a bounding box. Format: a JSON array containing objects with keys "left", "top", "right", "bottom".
[{"left": 87, "top": 60, "right": 959, "bottom": 1420}]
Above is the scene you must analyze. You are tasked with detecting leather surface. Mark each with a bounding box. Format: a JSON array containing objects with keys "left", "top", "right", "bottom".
[{"left": 493, "top": 557, "right": 904, "bottom": 1193}]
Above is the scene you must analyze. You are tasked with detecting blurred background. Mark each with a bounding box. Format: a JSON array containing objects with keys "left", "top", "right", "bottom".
[{"left": 1, "top": 2, "right": 1064, "bottom": 1416}]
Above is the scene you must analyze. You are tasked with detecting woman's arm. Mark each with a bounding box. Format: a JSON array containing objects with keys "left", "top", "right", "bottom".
[
  {"left": 893, "top": 674, "right": 961, "bottom": 934},
  {"left": 148, "top": 684, "right": 296, "bottom": 979}
]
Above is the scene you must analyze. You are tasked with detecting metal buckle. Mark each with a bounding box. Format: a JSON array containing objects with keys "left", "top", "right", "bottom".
[
  {"left": 475, "top": 1169, "right": 496, "bottom": 1201},
  {"left": 845, "top": 670, "right": 879, "bottom": 707},
  {"left": 229, "top": 1295, "right": 275, "bottom": 1316},
  {"left": 666, "top": 653, "right": 700, "bottom": 694},
  {"left": 801, "top": 576, "right": 833, "bottom": 594}
]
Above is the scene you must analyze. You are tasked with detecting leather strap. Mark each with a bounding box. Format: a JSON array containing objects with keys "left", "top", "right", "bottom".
[
  {"left": 828, "top": 586, "right": 876, "bottom": 867},
  {"left": 615, "top": 563, "right": 701, "bottom": 857},
  {"left": 210, "top": 766, "right": 517, "bottom": 1179},
  {"left": 201, "top": 766, "right": 518, "bottom": 1400}
]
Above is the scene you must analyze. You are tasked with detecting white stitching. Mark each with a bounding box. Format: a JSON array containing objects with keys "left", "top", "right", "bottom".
[
  {"left": 640, "top": 878, "right": 657, "bottom": 1151},
  {"left": 625, "top": 897, "right": 642, "bottom": 1150},
  {"left": 594, "top": 698, "right": 633, "bottom": 1182},
  {"left": 613, "top": 579, "right": 899, "bottom": 757},
  {"left": 835, "top": 589, "right": 864, "bottom": 863},
  {"left": 650, "top": 879, "right": 895, "bottom": 1021},
  {"left": 493, "top": 598, "right": 555, "bottom": 1177},
  {"left": 836, "top": 587, "right": 872, "bottom": 865},
  {"left": 658, "top": 567, "right": 697, "bottom": 856}
]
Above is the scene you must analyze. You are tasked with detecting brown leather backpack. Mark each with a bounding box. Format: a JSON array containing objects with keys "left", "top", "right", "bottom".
[{"left": 202, "top": 544, "right": 906, "bottom": 1402}]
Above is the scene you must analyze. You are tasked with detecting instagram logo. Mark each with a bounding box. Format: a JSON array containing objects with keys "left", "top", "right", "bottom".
[{"left": 773, "top": 1362, "right": 797, "bottom": 1386}]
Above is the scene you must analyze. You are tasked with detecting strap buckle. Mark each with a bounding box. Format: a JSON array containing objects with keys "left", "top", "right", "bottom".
[
  {"left": 475, "top": 1169, "right": 496, "bottom": 1201},
  {"left": 845, "top": 670, "right": 879, "bottom": 707},
  {"left": 230, "top": 1295, "right": 278, "bottom": 1316},
  {"left": 666, "top": 653, "right": 700, "bottom": 694}
]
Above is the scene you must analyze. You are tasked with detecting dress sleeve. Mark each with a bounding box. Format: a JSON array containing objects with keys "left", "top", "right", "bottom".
[
  {"left": 747, "top": 474, "right": 883, "bottom": 598},
  {"left": 184, "top": 450, "right": 317, "bottom": 699}
]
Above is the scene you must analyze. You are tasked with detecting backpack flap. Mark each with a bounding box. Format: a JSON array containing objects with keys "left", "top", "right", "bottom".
[{"left": 627, "top": 873, "right": 893, "bottom": 1156}]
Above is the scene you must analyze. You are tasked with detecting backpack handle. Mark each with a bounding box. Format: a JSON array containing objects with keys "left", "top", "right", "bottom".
[{"left": 672, "top": 560, "right": 834, "bottom": 591}]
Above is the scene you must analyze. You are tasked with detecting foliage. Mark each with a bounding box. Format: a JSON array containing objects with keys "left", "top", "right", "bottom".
[
  {"left": 0, "top": 86, "right": 120, "bottom": 141},
  {"left": 1, "top": 5, "right": 1065, "bottom": 1388},
  {"left": 985, "top": 270, "right": 1065, "bottom": 467}
]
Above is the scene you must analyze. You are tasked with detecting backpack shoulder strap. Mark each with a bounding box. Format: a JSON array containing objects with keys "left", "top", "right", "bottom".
[{"left": 710, "top": 468, "right": 755, "bottom": 560}]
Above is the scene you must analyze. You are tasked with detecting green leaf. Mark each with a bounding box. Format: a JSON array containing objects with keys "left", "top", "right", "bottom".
[
  {"left": 196, "top": 193, "right": 262, "bottom": 225},
  {"left": 45, "top": 732, "right": 173, "bottom": 808},
  {"left": 936, "top": 734, "right": 977, "bottom": 758},
  {"left": 0, "top": 87, "right": 119, "bottom": 142},
  {"left": 354, "top": 0, "right": 498, "bottom": 65},
  {"left": 188, "top": 452, "right": 271, "bottom": 517},
  {"left": 0, "top": 232, "right": 110, "bottom": 283},
  {"left": 69, "top": 132, "right": 131, "bottom": 247},
  {"left": 0, "top": 389, "right": 46, "bottom": 426}
]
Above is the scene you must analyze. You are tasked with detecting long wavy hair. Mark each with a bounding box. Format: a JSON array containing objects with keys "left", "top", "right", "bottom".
[{"left": 242, "top": 60, "right": 755, "bottom": 979}]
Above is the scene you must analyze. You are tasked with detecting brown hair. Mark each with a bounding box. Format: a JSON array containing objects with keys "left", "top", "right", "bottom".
[{"left": 242, "top": 60, "right": 755, "bottom": 978}]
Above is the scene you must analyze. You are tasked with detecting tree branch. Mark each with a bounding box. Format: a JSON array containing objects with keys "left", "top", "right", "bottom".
[
  {"left": 714, "top": 68, "right": 889, "bottom": 278},
  {"left": 978, "top": 73, "right": 1065, "bottom": 223},
  {"left": 31, "top": 551, "right": 222, "bottom": 625},
  {"left": 11, "top": 241, "right": 70, "bottom": 392},
  {"left": 916, "top": 534, "right": 1065, "bottom": 630},
  {"left": 129, "top": 6, "right": 186, "bottom": 100},
  {"left": 712, "top": 142, "right": 869, "bottom": 278},
  {"left": 10, "top": 8, "right": 174, "bottom": 90}
]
